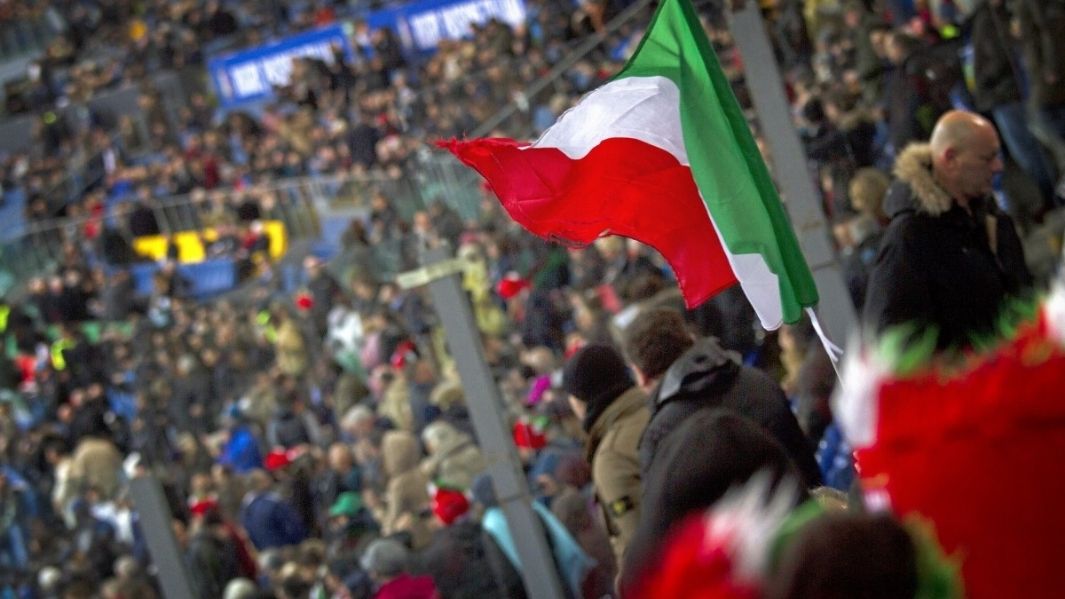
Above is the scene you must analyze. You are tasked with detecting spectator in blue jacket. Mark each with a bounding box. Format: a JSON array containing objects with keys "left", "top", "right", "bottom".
[{"left": 239, "top": 470, "right": 307, "bottom": 551}]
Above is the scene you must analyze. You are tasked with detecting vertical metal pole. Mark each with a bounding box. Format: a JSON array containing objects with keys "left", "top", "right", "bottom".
[
  {"left": 129, "top": 476, "right": 197, "bottom": 599},
  {"left": 422, "top": 246, "right": 567, "bottom": 599},
  {"left": 730, "top": 2, "right": 858, "bottom": 344}
]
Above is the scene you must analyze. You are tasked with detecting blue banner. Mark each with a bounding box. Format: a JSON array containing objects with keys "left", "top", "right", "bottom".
[
  {"left": 209, "top": 25, "right": 353, "bottom": 108},
  {"left": 367, "top": 0, "right": 526, "bottom": 52}
]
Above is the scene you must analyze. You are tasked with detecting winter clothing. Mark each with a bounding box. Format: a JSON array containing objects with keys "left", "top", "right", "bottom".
[
  {"left": 275, "top": 318, "right": 309, "bottom": 378},
  {"left": 562, "top": 343, "right": 636, "bottom": 433},
  {"left": 380, "top": 431, "right": 432, "bottom": 549},
  {"left": 218, "top": 425, "right": 263, "bottom": 474},
  {"left": 420, "top": 421, "right": 485, "bottom": 490},
  {"left": 68, "top": 437, "right": 124, "bottom": 501},
  {"left": 551, "top": 486, "right": 617, "bottom": 599},
  {"left": 423, "top": 521, "right": 508, "bottom": 599},
  {"left": 622, "top": 409, "right": 808, "bottom": 591},
  {"left": 239, "top": 491, "right": 308, "bottom": 550},
  {"left": 1016, "top": 0, "right": 1065, "bottom": 109},
  {"left": 583, "top": 383, "right": 649, "bottom": 566},
  {"left": 186, "top": 527, "right": 240, "bottom": 599},
  {"left": 969, "top": 1, "right": 1023, "bottom": 113},
  {"left": 863, "top": 144, "right": 1032, "bottom": 348},
  {"left": 481, "top": 501, "right": 594, "bottom": 599},
  {"left": 640, "top": 337, "right": 823, "bottom": 489},
  {"left": 373, "top": 574, "right": 438, "bottom": 599}
]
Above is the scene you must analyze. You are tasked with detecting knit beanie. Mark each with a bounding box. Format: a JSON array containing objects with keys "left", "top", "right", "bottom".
[{"left": 562, "top": 343, "right": 634, "bottom": 432}]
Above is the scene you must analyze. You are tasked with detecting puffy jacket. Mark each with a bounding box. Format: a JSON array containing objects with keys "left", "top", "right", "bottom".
[
  {"left": 863, "top": 144, "right": 1032, "bottom": 349},
  {"left": 639, "top": 338, "right": 822, "bottom": 489}
]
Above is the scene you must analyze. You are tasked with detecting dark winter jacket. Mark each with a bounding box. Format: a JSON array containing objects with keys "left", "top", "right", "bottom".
[
  {"left": 423, "top": 521, "right": 508, "bottom": 599},
  {"left": 639, "top": 338, "right": 822, "bottom": 490},
  {"left": 1016, "top": 0, "right": 1065, "bottom": 108},
  {"left": 240, "top": 491, "right": 308, "bottom": 550},
  {"left": 969, "top": 0, "right": 1023, "bottom": 112},
  {"left": 863, "top": 144, "right": 1032, "bottom": 349}
]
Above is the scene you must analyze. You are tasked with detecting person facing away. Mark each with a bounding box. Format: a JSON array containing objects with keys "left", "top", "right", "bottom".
[
  {"left": 561, "top": 343, "right": 649, "bottom": 568},
  {"left": 622, "top": 308, "right": 822, "bottom": 489},
  {"left": 863, "top": 110, "right": 1032, "bottom": 349}
]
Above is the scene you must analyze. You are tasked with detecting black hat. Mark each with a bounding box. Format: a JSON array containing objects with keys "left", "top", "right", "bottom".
[{"left": 562, "top": 344, "right": 634, "bottom": 431}]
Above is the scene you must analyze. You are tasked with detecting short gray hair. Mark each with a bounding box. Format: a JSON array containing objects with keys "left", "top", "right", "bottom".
[{"left": 361, "top": 538, "right": 409, "bottom": 578}]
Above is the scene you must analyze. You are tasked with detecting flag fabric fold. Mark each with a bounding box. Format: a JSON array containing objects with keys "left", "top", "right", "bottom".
[{"left": 441, "top": 0, "right": 818, "bottom": 329}]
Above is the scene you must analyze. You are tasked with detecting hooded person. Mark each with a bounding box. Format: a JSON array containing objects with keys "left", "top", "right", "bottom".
[
  {"left": 420, "top": 420, "right": 485, "bottom": 490},
  {"left": 562, "top": 343, "right": 649, "bottom": 567},
  {"left": 622, "top": 308, "right": 822, "bottom": 489},
  {"left": 621, "top": 409, "right": 809, "bottom": 592},
  {"left": 379, "top": 430, "right": 432, "bottom": 549}
]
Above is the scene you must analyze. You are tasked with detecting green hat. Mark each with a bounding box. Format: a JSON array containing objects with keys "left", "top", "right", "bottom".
[{"left": 329, "top": 492, "right": 364, "bottom": 518}]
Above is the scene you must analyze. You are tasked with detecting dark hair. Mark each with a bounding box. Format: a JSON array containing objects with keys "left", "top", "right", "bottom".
[
  {"left": 623, "top": 308, "right": 694, "bottom": 381},
  {"left": 766, "top": 513, "right": 918, "bottom": 599}
]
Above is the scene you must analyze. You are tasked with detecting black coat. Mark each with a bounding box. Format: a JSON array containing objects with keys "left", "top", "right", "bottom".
[
  {"left": 969, "top": 0, "right": 1023, "bottom": 112},
  {"left": 1016, "top": 0, "right": 1065, "bottom": 108},
  {"left": 639, "top": 338, "right": 823, "bottom": 490},
  {"left": 863, "top": 144, "right": 1032, "bottom": 349}
]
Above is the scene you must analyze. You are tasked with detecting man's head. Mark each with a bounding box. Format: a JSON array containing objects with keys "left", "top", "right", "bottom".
[
  {"left": 360, "top": 538, "right": 409, "bottom": 582},
  {"left": 328, "top": 443, "right": 354, "bottom": 473},
  {"left": 930, "top": 110, "right": 1003, "bottom": 204},
  {"left": 562, "top": 343, "right": 634, "bottom": 422},
  {"left": 623, "top": 308, "right": 694, "bottom": 388}
]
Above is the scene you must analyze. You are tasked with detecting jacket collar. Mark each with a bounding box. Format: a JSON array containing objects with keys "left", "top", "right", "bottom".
[
  {"left": 892, "top": 143, "right": 954, "bottom": 216},
  {"left": 655, "top": 337, "right": 740, "bottom": 409},
  {"left": 585, "top": 386, "right": 646, "bottom": 461}
]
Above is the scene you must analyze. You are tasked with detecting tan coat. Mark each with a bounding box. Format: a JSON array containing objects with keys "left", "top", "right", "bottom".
[
  {"left": 275, "top": 318, "right": 308, "bottom": 378},
  {"left": 585, "top": 386, "right": 650, "bottom": 566},
  {"left": 68, "top": 437, "right": 124, "bottom": 500},
  {"left": 420, "top": 421, "right": 485, "bottom": 490},
  {"left": 381, "top": 431, "right": 432, "bottom": 549}
]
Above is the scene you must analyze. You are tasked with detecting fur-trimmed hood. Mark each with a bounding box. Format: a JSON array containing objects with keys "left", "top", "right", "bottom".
[{"left": 888, "top": 143, "right": 954, "bottom": 217}]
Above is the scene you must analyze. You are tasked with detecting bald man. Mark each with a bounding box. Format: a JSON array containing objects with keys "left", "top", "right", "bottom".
[{"left": 863, "top": 110, "right": 1032, "bottom": 349}]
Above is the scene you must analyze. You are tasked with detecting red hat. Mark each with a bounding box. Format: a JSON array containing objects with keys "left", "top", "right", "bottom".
[
  {"left": 295, "top": 292, "right": 314, "bottom": 312},
  {"left": 264, "top": 448, "right": 291, "bottom": 471},
  {"left": 432, "top": 487, "right": 470, "bottom": 526},
  {"left": 497, "top": 273, "right": 530, "bottom": 300},
  {"left": 512, "top": 419, "right": 547, "bottom": 450}
]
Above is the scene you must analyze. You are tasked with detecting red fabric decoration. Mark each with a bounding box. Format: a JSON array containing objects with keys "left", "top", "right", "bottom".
[
  {"left": 628, "top": 514, "right": 760, "bottom": 599},
  {"left": 855, "top": 315, "right": 1065, "bottom": 599},
  {"left": 432, "top": 488, "right": 470, "bottom": 526},
  {"left": 512, "top": 420, "right": 547, "bottom": 450}
]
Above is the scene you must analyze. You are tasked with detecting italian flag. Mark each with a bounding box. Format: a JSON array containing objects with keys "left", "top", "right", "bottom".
[{"left": 441, "top": 0, "right": 817, "bottom": 329}]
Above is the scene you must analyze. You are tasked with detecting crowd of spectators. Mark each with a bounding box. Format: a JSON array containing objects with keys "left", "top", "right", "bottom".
[{"left": 0, "top": 0, "right": 1063, "bottom": 598}]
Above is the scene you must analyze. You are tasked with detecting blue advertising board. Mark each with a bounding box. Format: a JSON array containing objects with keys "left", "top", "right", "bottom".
[
  {"left": 208, "top": 0, "right": 526, "bottom": 107},
  {"left": 209, "top": 25, "right": 352, "bottom": 108},
  {"left": 367, "top": 0, "right": 526, "bottom": 53}
]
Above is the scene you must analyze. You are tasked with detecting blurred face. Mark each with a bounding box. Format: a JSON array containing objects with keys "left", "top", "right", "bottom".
[{"left": 940, "top": 126, "right": 1003, "bottom": 200}]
